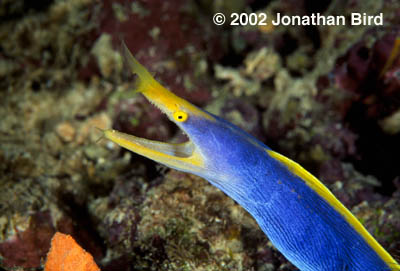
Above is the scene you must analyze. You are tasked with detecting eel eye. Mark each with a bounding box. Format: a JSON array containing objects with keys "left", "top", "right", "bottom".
[{"left": 173, "top": 111, "right": 188, "bottom": 122}]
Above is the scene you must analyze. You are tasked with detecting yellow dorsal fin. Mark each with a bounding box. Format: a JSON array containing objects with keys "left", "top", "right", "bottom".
[{"left": 267, "top": 149, "right": 399, "bottom": 270}]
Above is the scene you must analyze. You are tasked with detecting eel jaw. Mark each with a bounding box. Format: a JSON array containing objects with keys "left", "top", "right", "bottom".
[
  {"left": 103, "top": 43, "right": 212, "bottom": 172},
  {"left": 104, "top": 129, "right": 206, "bottom": 173}
]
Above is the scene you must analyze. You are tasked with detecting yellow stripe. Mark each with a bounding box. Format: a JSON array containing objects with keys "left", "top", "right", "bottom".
[{"left": 267, "top": 150, "right": 399, "bottom": 270}]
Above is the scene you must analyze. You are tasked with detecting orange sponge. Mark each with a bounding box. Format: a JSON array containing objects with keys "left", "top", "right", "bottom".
[{"left": 44, "top": 232, "right": 100, "bottom": 271}]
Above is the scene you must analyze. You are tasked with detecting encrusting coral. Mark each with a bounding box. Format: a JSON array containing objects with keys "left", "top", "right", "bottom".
[{"left": 44, "top": 232, "right": 100, "bottom": 271}]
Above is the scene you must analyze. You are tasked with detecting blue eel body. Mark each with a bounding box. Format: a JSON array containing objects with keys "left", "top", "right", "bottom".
[
  {"left": 105, "top": 46, "right": 399, "bottom": 271},
  {"left": 185, "top": 115, "right": 395, "bottom": 271}
]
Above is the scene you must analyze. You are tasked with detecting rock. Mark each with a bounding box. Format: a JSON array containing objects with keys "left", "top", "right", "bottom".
[{"left": 56, "top": 121, "right": 76, "bottom": 143}]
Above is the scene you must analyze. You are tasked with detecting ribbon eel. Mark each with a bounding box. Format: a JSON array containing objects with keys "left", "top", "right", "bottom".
[{"left": 103, "top": 44, "right": 399, "bottom": 271}]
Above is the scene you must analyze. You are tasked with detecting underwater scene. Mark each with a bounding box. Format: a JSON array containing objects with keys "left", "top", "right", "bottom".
[{"left": 1, "top": 0, "right": 400, "bottom": 270}]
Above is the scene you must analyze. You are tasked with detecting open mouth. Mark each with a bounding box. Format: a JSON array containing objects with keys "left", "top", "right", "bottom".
[
  {"left": 106, "top": 130, "right": 195, "bottom": 158},
  {"left": 103, "top": 43, "right": 208, "bottom": 169}
]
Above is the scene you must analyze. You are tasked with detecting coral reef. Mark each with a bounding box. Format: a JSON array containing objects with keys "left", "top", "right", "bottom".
[
  {"left": 0, "top": 0, "right": 399, "bottom": 270},
  {"left": 45, "top": 232, "right": 100, "bottom": 271}
]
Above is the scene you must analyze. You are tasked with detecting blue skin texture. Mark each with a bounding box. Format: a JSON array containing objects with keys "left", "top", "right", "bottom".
[{"left": 179, "top": 114, "right": 392, "bottom": 271}]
